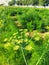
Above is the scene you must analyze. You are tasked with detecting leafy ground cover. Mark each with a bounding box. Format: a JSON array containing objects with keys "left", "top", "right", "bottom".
[{"left": 0, "top": 6, "right": 49, "bottom": 65}]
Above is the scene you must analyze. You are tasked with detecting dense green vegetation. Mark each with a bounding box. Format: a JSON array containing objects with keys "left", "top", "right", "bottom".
[
  {"left": 0, "top": 6, "right": 49, "bottom": 65},
  {"left": 8, "top": 0, "right": 49, "bottom": 6}
]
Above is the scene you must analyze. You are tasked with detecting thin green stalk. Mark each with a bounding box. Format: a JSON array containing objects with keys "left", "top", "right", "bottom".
[
  {"left": 36, "top": 44, "right": 48, "bottom": 65},
  {"left": 36, "top": 50, "right": 46, "bottom": 65},
  {"left": 21, "top": 46, "right": 28, "bottom": 65},
  {"left": 7, "top": 59, "right": 10, "bottom": 65}
]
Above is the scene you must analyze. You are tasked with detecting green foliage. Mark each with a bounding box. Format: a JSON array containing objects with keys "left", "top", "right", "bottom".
[
  {"left": 8, "top": 0, "right": 16, "bottom": 6},
  {"left": 9, "top": 0, "right": 49, "bottom": 6},
  {"left": 0, "top": 7, "right": 49, "bottom": 65}
]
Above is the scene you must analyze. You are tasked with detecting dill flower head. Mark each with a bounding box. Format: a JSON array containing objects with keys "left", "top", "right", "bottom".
[
  {"left": 4, "top": 42, "right": 10, "bottom": 48},
  {"left": 15, "top": 39, "right": 23, "bottom": 44},
  {"left": 46, "top": 26, "right": 49, "bottom": 30},
  {"left": 25, "top": 45, "right": 32, "bottom": 51},
  {"left": 13, "top": 32, "right": 18, "bottom": 36},
  {"left": 25, "top": 32, "right": 29, "bottom": 37},
  {"left": 19, "top": 29, "right": 23, "bottom": 31},
  {"left": 4, "top": 38, "right": 8, "bottom": 42},
  {"left": 34, "top": 36, "right": 40, "bottom": 41},
  {"left": 24, "top": 39, "right": 28, "bottom": 42},
  {"left": 13, "top": 45, "right": 19, "bottom": 50},
  {"left": 0, "top": 20, "right": 4, "bottom": 28},
  {"left": 48, "top": 39, "right": 49, "bottom": 43}
]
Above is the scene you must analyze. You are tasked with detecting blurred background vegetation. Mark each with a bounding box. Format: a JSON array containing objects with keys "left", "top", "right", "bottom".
[{"left": 8, "top": 0, "right": 49, "bottom": 6}]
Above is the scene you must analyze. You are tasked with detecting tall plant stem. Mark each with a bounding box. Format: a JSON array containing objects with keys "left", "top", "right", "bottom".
[{"left": 21, "top": 46, "right": 28, "bottom": 65}]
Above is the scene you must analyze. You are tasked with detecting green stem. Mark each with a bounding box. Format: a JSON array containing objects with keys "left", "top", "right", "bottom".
[
  {"left": 21, "top": 46, "right": 28, "bottom": 65},
  {"left": 36, "top": 44, "right": 48, "bottom": 65},
  {"left": 36, "top": 50, "right": 46, "bottom": 65}
]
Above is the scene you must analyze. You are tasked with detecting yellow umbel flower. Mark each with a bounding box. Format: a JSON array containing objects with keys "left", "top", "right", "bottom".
[
  {"left": 15, "top": 39, "right": 23, "bottom": 44},
  {"left": 15, "top": 40, "right": 19, "bottom": 42},
  {"left": 25, "top": 45, "right": 32, "bottom": 51},
  {"left": 19, "top": 29, "right": 23, "bottom": 31},
  {"left": 13, "top": 32, "right": 18, "bottom": 36},
  {"left": 24, "top": 39, "right": 28, "bottom": 42},
  {"left": 4, "top": 38, "right": 8, "bottom": 42},
  {"left": 34, "top": 36, "right": 40, "bottom": 41},
  {"left": 46, "top": 26, "right": 49, "bottom": 30},
  {"left": 0, "top": 20, "right": 4, "bottom": 28},
  {"left": 9, "top": 37, "right": 12, "bottom": 40},
  {"left": 14, "top": 36, "right": 16, "bottom": 38},
  {"left": 48, "top": 39, "right": 49, "bottom": 43},
  {"left": 13, "top": 45, "right": 19, "bottom": 50},
  {"left": 4, "top": 43, "right": 10, "bottom": 48}
]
